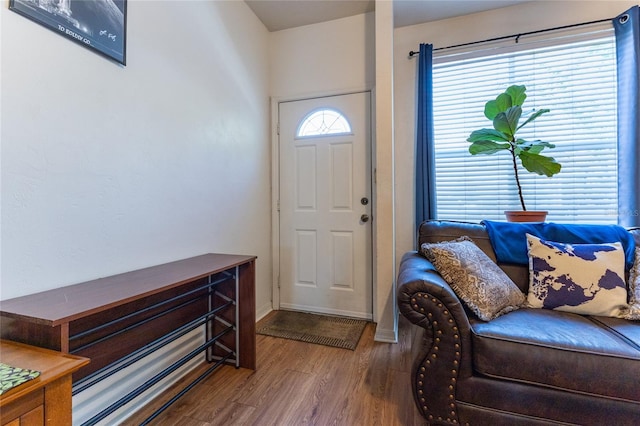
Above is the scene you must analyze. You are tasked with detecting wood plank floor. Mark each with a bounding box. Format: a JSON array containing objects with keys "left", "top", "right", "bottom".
[{"left": 124, "top": 314, "right": 426, "bottom": 426}]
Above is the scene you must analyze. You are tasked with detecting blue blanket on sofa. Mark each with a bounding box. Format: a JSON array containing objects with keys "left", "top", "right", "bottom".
[{"left": 482, "top": 221, "right": 636, "bottom": 270}]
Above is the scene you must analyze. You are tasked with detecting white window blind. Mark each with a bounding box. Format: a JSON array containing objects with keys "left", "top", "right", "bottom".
[{"left": 432, "top": 26, "right": 618, "bottom": 224}]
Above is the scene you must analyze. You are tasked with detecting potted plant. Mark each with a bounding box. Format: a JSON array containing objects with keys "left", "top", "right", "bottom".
[{"left": 467, "top": 84, "right": 561, "bottom": 222}]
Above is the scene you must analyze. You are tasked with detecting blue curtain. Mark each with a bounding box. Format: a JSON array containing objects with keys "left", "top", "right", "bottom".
[
  {"left": 415, "top": 43, "right": 437, "bottom": 229},
  {"left": 614, "top": 6, "right": 640, "bottom": 227}
]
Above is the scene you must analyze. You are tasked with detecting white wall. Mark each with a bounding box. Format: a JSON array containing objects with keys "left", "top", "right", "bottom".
[
  {"left": 393, "top": 0, "right": 638, "bottom": 266},
  {"left": 1, "top": 0, "right": 272, "bottom": 318},
  {"left": 270, "top": 12, "right": 375, "bottom": 97},
  {"left": 373, "top": 0, "right": 397, "bottom": 342},
  {"left": 1, "top": 1, "right": 270, "bottom": 422}
]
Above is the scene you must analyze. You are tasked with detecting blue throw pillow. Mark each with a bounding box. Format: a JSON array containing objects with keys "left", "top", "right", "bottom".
[
  {"left": 526, "top": 234, "right": 628, "bottom": 317},
  {"left": 483, "top": 220, "right": 636, "bottom": 270}
]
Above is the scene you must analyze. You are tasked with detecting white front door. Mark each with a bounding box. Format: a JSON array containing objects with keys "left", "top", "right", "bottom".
[{"left": 278, "top": 92, "right": 372, "bottom": 319}]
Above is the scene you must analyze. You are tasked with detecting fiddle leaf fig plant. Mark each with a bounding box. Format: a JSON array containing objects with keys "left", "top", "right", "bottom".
[{"left": 467, "top": 84, "right": 561, "bottom": 211}]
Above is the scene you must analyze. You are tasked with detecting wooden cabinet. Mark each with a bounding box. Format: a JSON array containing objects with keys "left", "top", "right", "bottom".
[
  {"left": 0, "top": 253, "right": 256, "bottom": 424},
  {"left": 0, "top": 340, "right": 89, "bottom": 426}
]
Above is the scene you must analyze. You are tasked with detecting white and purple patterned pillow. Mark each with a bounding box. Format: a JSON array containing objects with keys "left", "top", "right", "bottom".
[{"left": 526, "top": 234, "right": 628, "bottom": 317}]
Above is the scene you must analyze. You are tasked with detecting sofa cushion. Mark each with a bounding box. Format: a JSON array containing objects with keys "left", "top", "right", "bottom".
[
  {"left": 470, "top": 308, "right": 640, "bottom": 401},
  {"left": 421, "top": 237, "right": 525, "bottom": 321},
  {"left": 590, "top": 316, "right": 640, "bottom": 351},
  {"left": 526, "top": 234, "right": 628, "bottom": 317}
]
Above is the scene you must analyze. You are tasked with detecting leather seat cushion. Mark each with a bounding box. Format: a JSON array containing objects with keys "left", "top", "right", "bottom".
[
  {"left": 590, "top": 316, "right": 640, "bottom": 350},
  {"left": 470, "top": 308, "right": 640, "bottom": 401}
]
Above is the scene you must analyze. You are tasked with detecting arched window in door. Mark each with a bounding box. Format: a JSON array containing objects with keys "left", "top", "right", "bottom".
[{"left": 296, "top": 108, "right": 352, "bottom": 138}]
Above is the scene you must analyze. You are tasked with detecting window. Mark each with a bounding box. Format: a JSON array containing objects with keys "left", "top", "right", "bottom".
[
  {"left": 432, "top": 26, "right": 617, "bottom": 224},
  {"left": 297, "top": 108, "right": 352, "bottom": 138}
]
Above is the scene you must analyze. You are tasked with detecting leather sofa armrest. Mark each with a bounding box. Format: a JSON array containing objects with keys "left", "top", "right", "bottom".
[
  {"left": 396, "top": 251, "right": 473, "bottom": 424},
  {"left": 397, "top": 251, "right": 471, "bottom": 336}
]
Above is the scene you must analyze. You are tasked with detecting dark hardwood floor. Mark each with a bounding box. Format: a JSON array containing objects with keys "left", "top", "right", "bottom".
[{"left": 124, "top": 314, "right": 425, "bottom": 425}]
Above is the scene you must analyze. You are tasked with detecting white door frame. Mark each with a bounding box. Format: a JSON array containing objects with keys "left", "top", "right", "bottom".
[{"left": 270, "top": 89, "right": 376, "bottom": 319}]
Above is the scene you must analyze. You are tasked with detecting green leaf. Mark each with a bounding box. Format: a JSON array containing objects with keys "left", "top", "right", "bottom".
[
  {"left": 469, "top": 140, "right": 511, "bottom": 155},
  {"left": 505, "top": 106, "right": 522, "bottom": 129},
  {"left": 493, "top": 112, "right": 511, "bottom": 137},
  {"left": 467, "top": 128, "right": 510, "bottom": 142},
  {"left": 493, "top": 106, "right": 521, "bottom": 139},
  {"left": 517, "top": 108, "right": 550, "bottom": 131},
  {"left": 505, "top": 85, "right": 527, "bottom": 106},
  {"left": 484, "top": 101, "right": 499, "bottom": 120},
  {"left": 518, "top": 151, "right": 562, "bottom": 177},
  {"left": 484, "top": 93, "right": 512, "bottom": 119},
  {"left": 516, "top": 139, "right": 555, "bottom": 154}
]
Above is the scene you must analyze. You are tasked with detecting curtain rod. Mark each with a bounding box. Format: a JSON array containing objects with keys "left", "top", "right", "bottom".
[{"left": 408, "top": 17, "right": 613, "bottom": 57}]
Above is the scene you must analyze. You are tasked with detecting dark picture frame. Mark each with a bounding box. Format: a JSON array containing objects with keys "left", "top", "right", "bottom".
[{"left": 9, "top": 0, "right": 127, "bottom": 65}]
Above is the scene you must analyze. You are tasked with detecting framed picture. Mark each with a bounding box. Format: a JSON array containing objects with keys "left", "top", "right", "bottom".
[{"left": 9, "top": 0, "right": 127, "bottom": 65}]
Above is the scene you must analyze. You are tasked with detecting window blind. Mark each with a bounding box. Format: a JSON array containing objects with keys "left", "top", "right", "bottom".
[{"left": 432, "top": 27, "right": 618, "bottom": 224}]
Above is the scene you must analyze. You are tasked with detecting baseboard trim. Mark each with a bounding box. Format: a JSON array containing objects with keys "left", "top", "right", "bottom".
[
  {"left": 279, "top": 303, "right": 373, "bottom": 321},
  {"left": 374, "top": 326, "right": 398, "bottom": 343},
  {"left": 256, "top": 302, "right": 273, "bottom": 322}
]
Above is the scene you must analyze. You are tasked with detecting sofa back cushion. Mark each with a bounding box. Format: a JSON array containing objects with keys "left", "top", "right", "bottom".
[
  {"left": 418, "top": 222, "right": 640, "bottom": 294},
  {"left": 630, "top": 228, "right": 640, "bottom": 247}
]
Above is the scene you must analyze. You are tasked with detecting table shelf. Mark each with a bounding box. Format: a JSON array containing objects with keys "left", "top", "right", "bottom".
[{"left": 0, "top": 253, "right": 256, "bottom": 424}]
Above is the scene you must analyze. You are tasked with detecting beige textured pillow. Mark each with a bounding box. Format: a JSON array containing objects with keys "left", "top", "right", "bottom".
[
  {"left": 421, "top": 237, "right": 525, "bottom": 321},
  {"left": 623, "top": 248, "right": 640, "bottom": 320}
]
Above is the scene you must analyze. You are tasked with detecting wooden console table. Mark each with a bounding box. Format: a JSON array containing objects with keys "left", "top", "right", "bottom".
[
  {"left": 0, "top": 340, "right": 89, "bottom": 426},
  {"left": 0, "top": 253, "right": 256, "bottom": 425}
]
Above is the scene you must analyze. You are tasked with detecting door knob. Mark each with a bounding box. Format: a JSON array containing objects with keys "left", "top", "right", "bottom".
[{"left": 360, "top": 214, "right": 370, "bottom": 223}]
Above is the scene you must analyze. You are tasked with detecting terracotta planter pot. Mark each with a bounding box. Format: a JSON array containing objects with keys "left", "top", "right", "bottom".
[{"left": 504, "top": 210, "right": 548, "bottom": 223}]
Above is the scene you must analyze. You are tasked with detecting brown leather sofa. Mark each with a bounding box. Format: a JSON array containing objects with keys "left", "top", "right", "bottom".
[{"left": 397, "top": 220, "right": 640, "bottom": 425}]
